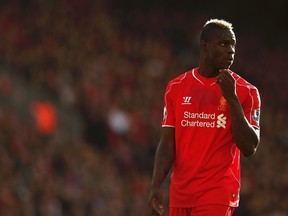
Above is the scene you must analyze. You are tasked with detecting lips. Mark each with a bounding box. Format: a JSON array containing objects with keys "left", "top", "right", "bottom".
[
  {"left": 222, "top": 58, "right": 234, "bottom": 68},
  {"left": 224, "top": 58, "right": 234, "bottom": 64}
]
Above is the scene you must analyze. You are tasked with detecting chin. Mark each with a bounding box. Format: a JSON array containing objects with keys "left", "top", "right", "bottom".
[
  {"left": 221, "top": 61, "right": 233, "bottom": 69},
  {"left": 223, "top": 64, "right": 232, "bottom": 69}
]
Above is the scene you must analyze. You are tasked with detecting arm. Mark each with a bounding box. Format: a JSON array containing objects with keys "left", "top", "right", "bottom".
[
  {"left": 216, "top": 69, "right": 260, "bottom": 157},
  {"left": 148, "top": 127, "right": 175, "bottom": 216}
]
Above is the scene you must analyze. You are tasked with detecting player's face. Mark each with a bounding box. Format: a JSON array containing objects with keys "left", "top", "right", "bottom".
[{"left": 205, "top": 29, "right": 236, "bottom": 70}]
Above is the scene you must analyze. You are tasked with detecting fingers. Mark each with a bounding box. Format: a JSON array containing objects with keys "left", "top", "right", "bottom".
[
  {"left": 216, "top": 69, "right": 237, "bottom": 100},
  {"left": 152, "top": 207, "right": 165, "bottom": 216},
  {"left": 148, "top": 188, "right": 165, "bottom": 215},
  {"left": 217, "top": 74, "right": 229, "bottom": 84},
  {"left": 150, "top": 198, "right": 165, "bottom": 216},
  {"left": 218, "top": 69, "right": 234, "bottom": 81},
  {"left": 217, "top": 69, "right": 234, "bottom": 85}
]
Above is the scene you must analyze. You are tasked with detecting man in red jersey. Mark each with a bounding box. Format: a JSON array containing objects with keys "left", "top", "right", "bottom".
[{"left": 148, "top": 19, "right": 261, "bottom": 216}]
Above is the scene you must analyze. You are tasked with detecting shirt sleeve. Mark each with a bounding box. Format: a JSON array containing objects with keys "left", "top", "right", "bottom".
[
  {"left": 243, "top": 86, "right": 261, "bottom": 129},
  {"left": 162, "top": 82, "right": 176, "bottom": 127}
]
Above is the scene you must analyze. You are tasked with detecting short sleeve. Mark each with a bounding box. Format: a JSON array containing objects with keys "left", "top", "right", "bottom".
[
  {"left": 162, "top": 82, "right": 176, "bottom": 127},
  {"left": 243, "top": 86, "right": 261, "bottom": 128}
]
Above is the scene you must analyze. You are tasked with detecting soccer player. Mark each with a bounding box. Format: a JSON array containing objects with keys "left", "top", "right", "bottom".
[{"left": 148, "top": 19, "right": 261, "bottom": 216}]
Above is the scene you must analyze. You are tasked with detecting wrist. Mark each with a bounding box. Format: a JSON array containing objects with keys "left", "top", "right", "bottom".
[{"left": 226, "top": 94, "right": 239, "bottom": 105}]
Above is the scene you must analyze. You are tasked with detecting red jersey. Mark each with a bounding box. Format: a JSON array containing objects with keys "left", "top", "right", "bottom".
[{"left": 162, "top": 68, "right": 261, "bottom": 208}]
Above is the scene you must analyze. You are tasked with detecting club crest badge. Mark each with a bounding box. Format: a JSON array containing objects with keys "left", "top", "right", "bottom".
[{"left": 218, "top": 96, "right": 227, "bottom": 111}]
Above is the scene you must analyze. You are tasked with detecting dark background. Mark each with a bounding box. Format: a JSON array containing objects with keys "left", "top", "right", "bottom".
[{"left": 0, "top": 0, "right": 287, "bottom": 215}]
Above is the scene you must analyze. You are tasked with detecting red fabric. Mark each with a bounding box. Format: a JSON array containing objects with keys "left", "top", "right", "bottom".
[
  {"left": 162, "top": 68, "right": 261, "bottom": 207},
  {"left": 170, "top": 205, "right": 235, "bottom": 216}
]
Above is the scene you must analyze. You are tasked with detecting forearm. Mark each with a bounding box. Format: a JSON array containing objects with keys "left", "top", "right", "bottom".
[
  {"left": 151, "top": 141, "right": 175, "bottom": 188},
  {"left": 228, "top": 97, "right": 260, "bottom": 157}
]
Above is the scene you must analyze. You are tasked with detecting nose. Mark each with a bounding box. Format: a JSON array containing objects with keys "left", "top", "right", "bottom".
[{"left": 228, "top": 44, "right": 235, "bottom": 54}]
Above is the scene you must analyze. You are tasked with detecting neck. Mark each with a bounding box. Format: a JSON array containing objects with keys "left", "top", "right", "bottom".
[
  {"left": 198, "top": 66, "right": 220, "bottom": 78},
  {"left": 198, "top": 55, "right": 220, "bottom": 78}
]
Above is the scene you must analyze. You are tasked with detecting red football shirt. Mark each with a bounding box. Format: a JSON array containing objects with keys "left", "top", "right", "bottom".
[{"left": 162, "top": 68, "right": 261, "bottom": 207}]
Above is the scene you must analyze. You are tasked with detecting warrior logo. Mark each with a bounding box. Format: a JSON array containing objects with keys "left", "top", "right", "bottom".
[{"left": 182, "top": 96, "right": 192, "bottom": 105}]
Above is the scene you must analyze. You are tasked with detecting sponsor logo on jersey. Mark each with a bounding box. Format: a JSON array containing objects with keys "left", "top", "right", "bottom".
[
  {"left": 181, "top": 111, "right": 227, "bottom": 128},
  {"left": 216, "top": 113, "right": 226, "bottom": 128}
]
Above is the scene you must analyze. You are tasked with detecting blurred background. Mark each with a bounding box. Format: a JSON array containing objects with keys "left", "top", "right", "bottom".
[{"left": 0, "top": 0, "right": 288, "bottom": 215}]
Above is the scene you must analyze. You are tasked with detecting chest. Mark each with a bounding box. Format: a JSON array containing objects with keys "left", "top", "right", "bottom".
[{"left": 175, "top": 83, "right": 228, "bottom": 113}]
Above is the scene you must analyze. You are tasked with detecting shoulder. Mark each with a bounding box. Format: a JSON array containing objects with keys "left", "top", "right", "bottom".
[
  {"left": 230, "top": 70, "right": 261, "bottom": 103},
  {"left": 163, "top": 71, "right": 190, "bottom": 98},
  {"left": 230, "top": 70, "right": 259, "bottom": 91},
  {"left": 166, "top": 70, "right": 191, "bottom": 89}
]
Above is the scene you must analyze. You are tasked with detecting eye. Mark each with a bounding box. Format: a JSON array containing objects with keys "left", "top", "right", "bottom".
[
  {"left": 219, "top": 41, "right": 236, "bottom": 48},
  {"left": 220, "top": 42, "right": 226, "bottom": 47}
]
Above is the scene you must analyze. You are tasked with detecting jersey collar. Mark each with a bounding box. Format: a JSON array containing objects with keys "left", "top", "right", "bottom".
[{"left": 192, "top": 68, "right": 217, "bottom": 86}]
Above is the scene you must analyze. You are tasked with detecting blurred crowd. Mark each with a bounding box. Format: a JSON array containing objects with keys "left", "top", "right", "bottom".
[{"left": 0, "top": 0, "right": 287, "bottom": 215}]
